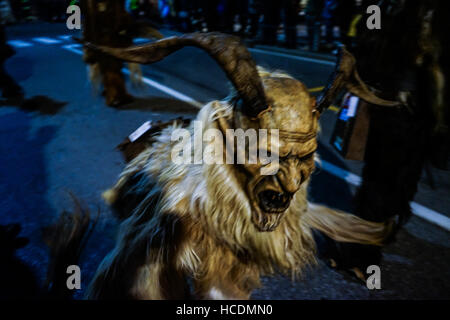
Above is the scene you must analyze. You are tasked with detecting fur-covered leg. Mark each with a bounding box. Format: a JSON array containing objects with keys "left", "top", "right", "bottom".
[
  {"left": 128, "top": 63, "right": 143, "bottom": 88},
  {"left": 99, "top": 60, "right": 133, "bottom": 107},
  {"left": 43, "top": 196, "right": 98, "bottom": 299}
]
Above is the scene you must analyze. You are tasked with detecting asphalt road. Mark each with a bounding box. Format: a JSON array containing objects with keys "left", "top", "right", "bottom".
[{"left": 1, "top": 22, "right": 449, "bottom": 300}]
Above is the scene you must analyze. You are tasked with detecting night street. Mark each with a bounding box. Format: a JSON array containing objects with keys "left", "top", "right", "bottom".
[{"left": 1, "top": 22, "right": 449, "bottom": 300}]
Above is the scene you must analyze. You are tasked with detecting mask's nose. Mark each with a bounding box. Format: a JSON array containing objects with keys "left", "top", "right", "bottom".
[{"left": 276, "top": 158, "right": 303, "bottom": 194}]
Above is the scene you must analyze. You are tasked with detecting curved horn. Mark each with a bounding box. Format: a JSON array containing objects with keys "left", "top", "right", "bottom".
[
  {"left": 316, "top": 46, "right": 400, "bottom": 113},
  {"left": 82, "top": 32, "right": 269, "bottom": 119}
]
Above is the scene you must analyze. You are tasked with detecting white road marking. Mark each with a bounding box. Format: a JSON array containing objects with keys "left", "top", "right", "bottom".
[
  {"left": 33, "top": 37, "right": 62, "bottom": 44},
  {"left": 318, "top": 160, "right": 362, "bottom": 186},
  {"left": 61, "top": 42, "right": 449, "bottom": 231},
  {"left": 410, "top": 202, "right": 450, "bottom": 231},
  {"left": 7, "top": 40, "right": 33, "bottom": 48},
  {"left": 58, "top": 35, "right": 73, "bottom": 41},
  {"left": 249, "top": 48, "right": 336, "bottom": 66},
  {"left": 122, "top": 69, "right": 204, "bottom": 108},
  {"left": 318, "top": 159, "right": 450, "bottom": 231},
  {"left": 62, "top": 43, "right": 83, "bottom": 55}
]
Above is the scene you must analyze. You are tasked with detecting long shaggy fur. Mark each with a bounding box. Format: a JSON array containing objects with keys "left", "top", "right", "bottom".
[
  {"left": 90, "top": 82, "right": 391, "bottom": 299},
  {"left": 87, "top": 62, "right": 143, "bottom": 93},
  {"left": 43, "top": 196, "right": 97, "bottom": 299}
]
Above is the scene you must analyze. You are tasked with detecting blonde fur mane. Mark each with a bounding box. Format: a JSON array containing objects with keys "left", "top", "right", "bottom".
[
  {"left": 93, "top": 69, "right": 392, "bottom": 299},
  {"left": 109, "top": 101, "right": 317, "bottom": 280}
]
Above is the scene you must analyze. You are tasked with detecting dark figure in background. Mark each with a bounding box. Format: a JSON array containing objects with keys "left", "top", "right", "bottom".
[
  {"left": 202, "top": 0, "right": 222, "bottom": 32},
  {"left": 322, "top": 0, "right": 338, "bottom": 48},
  {"left": 248, "top": 0, "right": 264, "bottom": 38},
  {"left": 334, "top": 0, "right": 356, "bottom": 48},
  {"left": 317, "top": 0, "right": 449, "bottom": 279},
  {"left": 0, "top": 24, "right": 23, "bottom": 99},
  {"left": 355, "top": 0, "right": 449, "bottom": 220},
  {"left": 222, "top": 0, "right": 249, "bottom": 35},
  {"left": 81, "top": 0, "right": 134, "bottom": 107},
  {"left": 304, "top": 0, "right": 324, "bottom": 51},
  {"left": 81, "top": 0, "right": 162, "bottom": 107},
  {"left": 172, "top": 0, "right": 203, "bottom": 32},
  {"left": 261, "top": 0, "right": 299, "bottom": 48},
  {"left": 35, "top": 0, "right": 66, "bottom": 22},
  {"left": 9, "top": 0, "right": 33, "bottom": 22},
  {"left": 322, "top": 0, "right": 356, "bottom": 49}
]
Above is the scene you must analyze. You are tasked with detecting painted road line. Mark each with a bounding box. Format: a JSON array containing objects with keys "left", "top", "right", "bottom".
[
  {"left": 62, "top": 43, "right": 83, "bottom": 55},
  {"left": 318, "top": 159, "right": 450, "bottom": 231},
  {"left": 58, "top": 35, "right": 74, "bottom": 41},
  {"left": 318, "top": 159, "right": 362, "bottom": 186},
  {"left": 62, "top": 44, "right": 203, "bottom": 109},
  {"left": 410, "top": 202, "right": 450, "bottom": 231},
  {"left": 122, "top": 69, "right": 203, "bottom": 109},
  {"left": 7, "top": 40, "right": 33, "bottom": 48},
  {"left": 249, "top": 48, "right": 336, "bottom": 66},
  {"left": 308, "top": 86, "right": 324, "bottom": 93},
  {"left": 61, "top": 43, "right": 450, "bottom": 231},
  {"left": 328, "top": 105, "right": 339, "bottom": 113},
  {"left": 33, "top": 37, "right": 62, "bottom": 44}
]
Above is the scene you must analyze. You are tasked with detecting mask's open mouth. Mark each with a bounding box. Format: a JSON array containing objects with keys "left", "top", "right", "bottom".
[{"left": 258, "top": 190, "right": 292, "bottom": 213}]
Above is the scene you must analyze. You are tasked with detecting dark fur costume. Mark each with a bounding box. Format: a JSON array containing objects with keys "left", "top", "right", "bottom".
[
  {"left": 81, "top": 0, "right": 162, "bottom": 107},
  {"left": 317, "top": 0, "right": 449, "bottom": 275}
]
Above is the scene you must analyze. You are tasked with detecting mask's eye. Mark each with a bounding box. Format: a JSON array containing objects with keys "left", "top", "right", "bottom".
[{"left": 299, "top": 151, "right": 314, "bottom": 162}]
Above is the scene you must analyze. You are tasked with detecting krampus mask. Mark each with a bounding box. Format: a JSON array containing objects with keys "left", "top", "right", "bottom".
[
  {"left": 84, "top": 33, "right": 398, "bottom": 299},
  {"left": 86, "top": 33, "right": 397, "bottom": 232}
]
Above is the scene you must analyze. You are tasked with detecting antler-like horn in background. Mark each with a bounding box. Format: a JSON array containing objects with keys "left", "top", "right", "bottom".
[
  {"left": 82, "top": 32, "right": 269, "bottom": 119},
  {"left": 316, "top": 46, "right": 400, "bottom": 113}
]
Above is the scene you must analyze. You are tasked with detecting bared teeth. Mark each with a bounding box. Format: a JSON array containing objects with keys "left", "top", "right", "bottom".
[{"left": 259, "top": 190, "right": 291, "bottom": 211}]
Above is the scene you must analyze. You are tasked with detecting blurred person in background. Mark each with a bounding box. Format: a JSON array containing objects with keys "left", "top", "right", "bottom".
[
  {"left": 81, "top": 0, "right": 134, "bottom": 107},
  {"left": 322, "top": 0, "right": 356, "bottom": 50},
  {"left": 126, "top": 0, "right": 140, "bottom": 16},
  {"left": 9, "top": 0, "right": 35, "bottom": 21},
  {"left": 184, "top": 0, "right": 206, "bottom": 32},
  {"left": 222, "top": 0, "right": 249, "bottom": 35},
  {"left": 202, "top": 0, "right": 223, "bottom": 32},
  {"left": 37, "top": 0, "right": 68, "bottom": 22},
  {"left": 260, "top": 0, "right": 300, "bottom": 48},
  {"left": 81, "top": 0, "right": 162, "bottom": 107},
  {"left": 158, "top": 0, "right": 182, "bottom": 29},
  {"left": 304, "top": 0, "right": 323, "bottom": 51},
  {"left": 142, "top": 0, "right": 163, "bottom": 25},
  {"left": 316, "top": 0, "right": 450, "bottom": 281},
  {"left": 170, "top": 0, "right": 203, "bottom": 32},
  {"left": 321, "top": 0, "right": 337, "bottom": 50},
  {"left": 0, "top": 0, "right": 16, "bottom": 24},
  {"left": 247, "top": 0, "right": 263, "bottom": 38}
]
